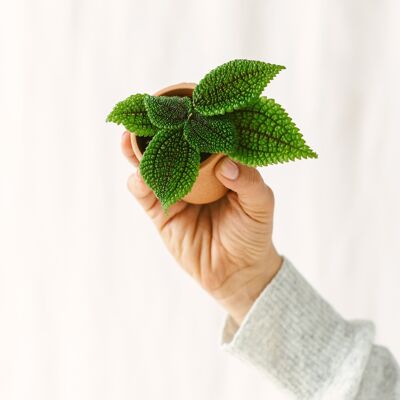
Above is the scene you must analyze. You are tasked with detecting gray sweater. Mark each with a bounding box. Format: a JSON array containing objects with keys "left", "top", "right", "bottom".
[{"left": 220, "top": 256, "right": 400, "bottom": 399}]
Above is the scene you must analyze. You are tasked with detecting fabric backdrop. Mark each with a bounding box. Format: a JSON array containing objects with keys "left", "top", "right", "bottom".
[{"left": 0, "top": 1, "right": 399, "bottom": 399}]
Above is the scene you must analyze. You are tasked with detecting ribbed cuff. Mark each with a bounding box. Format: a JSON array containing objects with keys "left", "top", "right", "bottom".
[{"left": 219, "top": 256, "right": 375, "bottom": 399}]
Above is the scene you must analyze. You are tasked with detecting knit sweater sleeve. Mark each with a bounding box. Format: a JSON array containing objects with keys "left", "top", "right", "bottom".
[{"left": 219, "top": 256, "right": 400, "bottom": 399}]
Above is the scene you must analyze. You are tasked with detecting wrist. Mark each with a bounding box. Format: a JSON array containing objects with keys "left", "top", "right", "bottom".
[{"left": 214, "top": 245, "right": 283, "bottom": 326}]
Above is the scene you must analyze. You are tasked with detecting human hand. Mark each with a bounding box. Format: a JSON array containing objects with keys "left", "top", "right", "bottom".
[{"left": 121, "top": 131, "right": 283, "bottom": 325}]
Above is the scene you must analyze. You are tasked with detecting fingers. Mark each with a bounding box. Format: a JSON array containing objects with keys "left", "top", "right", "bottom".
[
  {"left": 121, "top": 130, "right": 162, "bottom": 221},
  {"left": 127, "top": 169, "right": 188, "bottom": 230},
  {"left": 214, "top": 157, "right": 274, "bottom": 221},
  {"left": 121, "top": 131, "right": 139, "bottom": 167},
  {"left": 121, "top": 130, "right": 188, "bottom": 228},
  {"left": 127, "top": 169, "right": 159, "bottom": 214},
  {"left": 121, "top": 131, "right": 167, "bottom": 224}
]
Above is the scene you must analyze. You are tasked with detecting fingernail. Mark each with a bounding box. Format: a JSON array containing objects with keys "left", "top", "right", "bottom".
[
  {"left": 219, "top": 158, "right": 239, "bottom": 180},
  {"left": 121, "top": 131, "right": 129, "bottom": 141}
]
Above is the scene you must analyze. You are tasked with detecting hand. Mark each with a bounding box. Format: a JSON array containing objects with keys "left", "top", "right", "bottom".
[{"left": 121, "top": 131, "right": 283, "bottom": 325}]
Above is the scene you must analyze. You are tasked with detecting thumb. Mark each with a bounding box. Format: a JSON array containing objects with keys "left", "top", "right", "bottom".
[{"left": 214, "top": 156, "right": 274, "bottom": 219}]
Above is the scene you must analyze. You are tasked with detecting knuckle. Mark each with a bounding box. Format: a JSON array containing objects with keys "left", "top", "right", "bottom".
[
  {"left": 264, "top": 184, "right": 275, "bottom": 207},
  {"left": 126, "top": 174, "right": 135, "bottom": 193},
  {"left": 245, "top": 167, "right": 262, "bottom": 186},
  {"left": 145, "top": 197, "right": 160, "bottom": 216},
  {"left": 264, "top": 183, "right": 274, "bottom": 199}
]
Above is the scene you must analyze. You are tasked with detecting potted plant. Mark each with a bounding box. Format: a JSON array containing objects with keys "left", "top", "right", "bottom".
[{"left": 106, "top": 59, "right": 318, "bottom": 211}]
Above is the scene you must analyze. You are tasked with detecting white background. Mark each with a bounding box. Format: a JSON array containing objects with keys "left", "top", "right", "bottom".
[{"left": 0, "top": 1, "right": 399, "bottom": 399}]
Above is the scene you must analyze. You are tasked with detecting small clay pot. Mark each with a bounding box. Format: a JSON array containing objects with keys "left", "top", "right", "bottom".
[{"left": 130, "top": 82, "right": 228, "bottom": 205}]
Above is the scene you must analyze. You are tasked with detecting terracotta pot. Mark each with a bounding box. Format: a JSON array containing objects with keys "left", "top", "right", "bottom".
[{"left": 130, "top": 82, "right": 228, "bottom": 205}]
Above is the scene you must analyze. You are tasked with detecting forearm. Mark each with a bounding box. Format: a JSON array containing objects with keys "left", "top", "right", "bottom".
[{"left": 220, "top": 256, "right": 400, "bottom": 399}]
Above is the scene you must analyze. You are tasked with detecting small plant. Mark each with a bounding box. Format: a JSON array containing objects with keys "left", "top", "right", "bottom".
[{"left": 106, "top": 59, "right": 318, "bottom": 211}]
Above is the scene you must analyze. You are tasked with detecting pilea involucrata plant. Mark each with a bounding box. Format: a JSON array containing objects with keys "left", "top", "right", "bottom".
[{"left": 106, "top": 59, "right": 318, "bottom": 211}]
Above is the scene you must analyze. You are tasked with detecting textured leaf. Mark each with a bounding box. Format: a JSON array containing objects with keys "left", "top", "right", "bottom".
[
  {"left": 144, "top": 95, "right": 192, "bottom": 129},
  {"left": 227, "top": 97, "right": 318, "bottom": 166},
  {"left": 192, "top": 59, "right": 285, "bottom": 116},
  {"left": 139, "top": 128, "right": 200, "bottom": 211},
  {"left": 106, "top": 94, "right": 156, "bottom": 136},
  {"left": 183, "top": 111, "right": 237, "bottom": 153}
]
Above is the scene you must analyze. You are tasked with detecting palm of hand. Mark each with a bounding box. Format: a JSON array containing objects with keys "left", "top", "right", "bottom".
[{"left": 158, "top": 191, "right": 274, "bottom": 298}]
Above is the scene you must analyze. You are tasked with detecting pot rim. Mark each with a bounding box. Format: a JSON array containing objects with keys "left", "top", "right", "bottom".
[
  {"left": 131, "top": 82, "right": 225, "bottom": 169},
  {"left": 131, "top": 133, "right": 223, "bottom": 169}
]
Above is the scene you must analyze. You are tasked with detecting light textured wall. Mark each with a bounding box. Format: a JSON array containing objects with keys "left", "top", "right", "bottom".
[{"left": 0, "top": 0, "right": 399, "bottom": 399}]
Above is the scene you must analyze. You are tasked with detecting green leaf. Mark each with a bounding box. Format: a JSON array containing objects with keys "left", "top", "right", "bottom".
[
  {"left": 192, "top": 59, "right": 285, "bottom": 116},
  {"left": 144, "top": 95, "right": 192, "bottom": 129},
  {"left": 106, "top": 94, "right": 156, "bottom": 136},
  {"left": 227, "top": 97, "right": 318, "bottom": 166},
  {"left": 139, "top": 128, "right": 200, "bottom": 211},
  {"left": 183, "top": 111, "right": 237, "bottom": 153}
]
